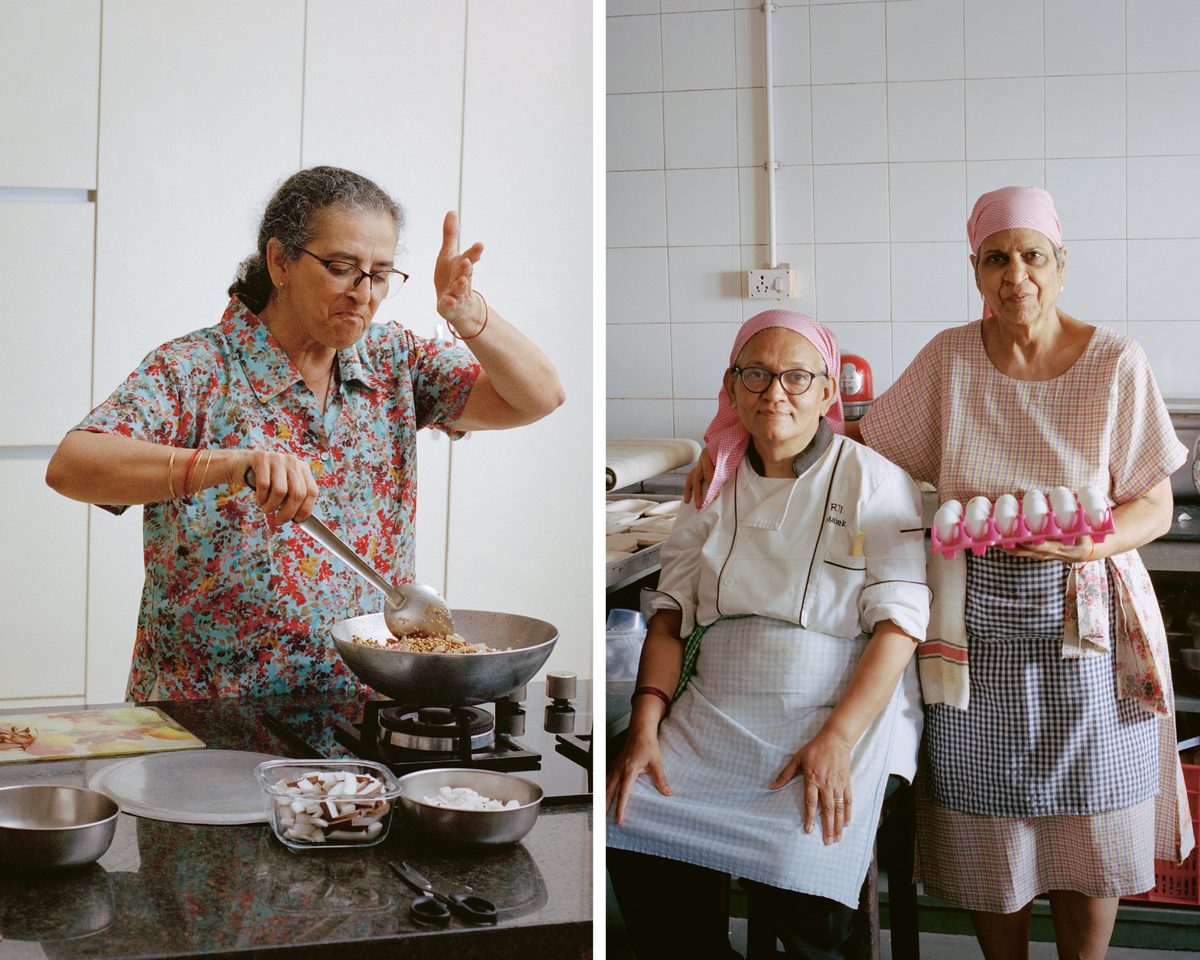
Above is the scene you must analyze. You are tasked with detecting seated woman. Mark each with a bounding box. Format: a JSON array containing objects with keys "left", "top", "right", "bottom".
[{"left": 606, "top": 311, "right": 930, "bottom": 960}]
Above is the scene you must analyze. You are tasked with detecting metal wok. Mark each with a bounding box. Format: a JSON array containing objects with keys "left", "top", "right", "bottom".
[{"left": 331, "top": 609, "right": 558, "bottom": 706}]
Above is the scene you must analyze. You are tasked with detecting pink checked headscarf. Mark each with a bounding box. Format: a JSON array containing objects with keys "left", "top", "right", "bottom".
[
  {"left": 699, "top": 310, "right": 844, "bottom": 510},
  {"left": 967, "top": 186, "right": 1062, "bottom": 318}
]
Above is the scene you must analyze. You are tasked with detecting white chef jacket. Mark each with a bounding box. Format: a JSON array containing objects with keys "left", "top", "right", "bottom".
[{"left": 643, "top": 433, "right": 931, "bottom": 779}]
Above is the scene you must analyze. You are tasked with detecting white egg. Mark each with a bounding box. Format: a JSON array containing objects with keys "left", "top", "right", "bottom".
[
  {"left": 940, "top": 499, "right": 963, "bottom": 519},
  {"left": 965, "top": 496, "right": 991, "bottom": 538},
  {"left": 1022, "top": 489, "right": 1049, "bottom": 531},
  {"left": 1049, "top": 486, "right": 1077, "bottom": 528},
  {"left": 933, "top": 505, "right": 960, "bottom": 541},
  {"left": 1077, "top": 485, "right": 1108, "bottom": 526},
  {"left": 993, "top": 494, "right": 1019, "bottom": 536}
]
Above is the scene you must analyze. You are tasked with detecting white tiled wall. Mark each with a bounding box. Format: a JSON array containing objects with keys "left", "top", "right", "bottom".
[{"left": 606, "top": 0, "right": 1200, "bottom": 443}]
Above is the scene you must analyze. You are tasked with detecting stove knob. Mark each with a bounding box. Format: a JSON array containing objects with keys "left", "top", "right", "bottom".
[
  {"left": 546, "top": 671, "right": 576, "bottom": 702},
  {"left": 544, "top": 703, "right": 576, "bottom": 734},
  {"left": 496, "top": 701, "right": 526, "bottom": 737}
]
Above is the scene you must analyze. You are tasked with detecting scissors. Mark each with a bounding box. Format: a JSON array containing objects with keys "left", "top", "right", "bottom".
[{"left": 390, "top": 861, "right": 498, "bottom": 927}]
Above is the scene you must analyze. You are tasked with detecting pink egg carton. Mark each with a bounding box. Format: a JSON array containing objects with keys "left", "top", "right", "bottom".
[{"left": 929, "top": 497, "right": 1115, "bottom": 558}]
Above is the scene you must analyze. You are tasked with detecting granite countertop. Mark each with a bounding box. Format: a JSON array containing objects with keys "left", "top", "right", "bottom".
[{"left": 0, "top": 694, "right": 592, "bottom": 960}]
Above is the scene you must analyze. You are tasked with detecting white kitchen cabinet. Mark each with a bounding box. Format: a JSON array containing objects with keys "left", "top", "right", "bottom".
[
  {"left": 0, "top": 0, "right": 100, "bottom": 189},
  {"left": 0, "top": 459, "right": 87, "bottom": 704},
  {"left": 92, "top": 0, "right": 305, "bottom": 402},
  {"left": 301, "top": 0, "right": 471, "bottom": 598},
  {"left": 446, "top": 0, "right": 593, "bottom": 677},
  {"left": 0, "top": 202, "right": 94, "bottom": 446},
  {"left": 301, "top": 0, "right": 467, "bottom": 281},
  {"left": 82, "top": 0, "right": 307, "bottom": 701},
  {"left": 84, "top": 506, "right": 146, "bottom": 703}
]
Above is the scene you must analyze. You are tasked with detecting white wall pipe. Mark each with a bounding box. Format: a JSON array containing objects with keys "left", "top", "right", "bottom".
[{"left": 763, "top": 1, "right": 779, "bottom": 269}]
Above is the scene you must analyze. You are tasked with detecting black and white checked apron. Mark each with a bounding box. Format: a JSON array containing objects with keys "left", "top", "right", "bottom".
[{"left": 924, "top": 549, "right": 1158, "bottom": 818}]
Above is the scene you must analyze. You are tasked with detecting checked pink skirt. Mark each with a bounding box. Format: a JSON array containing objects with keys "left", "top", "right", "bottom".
[{"left": 914, "top": 767, "right": 1156, "bottom": 913}]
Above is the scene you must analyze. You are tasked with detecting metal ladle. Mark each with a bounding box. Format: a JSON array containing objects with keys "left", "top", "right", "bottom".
[{"left": 244, "top": 468, "right": 454, "bottom": 638}]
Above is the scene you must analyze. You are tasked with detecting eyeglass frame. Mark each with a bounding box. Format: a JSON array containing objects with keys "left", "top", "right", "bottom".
[
  {"left": 729, "top": 364, "right": 828, "bottom": 396},
  {"left": 299, "top": 249, "right": 409, "bottom": 296}
]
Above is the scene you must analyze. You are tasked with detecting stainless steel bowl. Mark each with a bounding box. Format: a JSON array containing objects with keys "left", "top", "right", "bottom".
[
  {"left": 331, "top": 609, "right": 558, "bottom": 706},
  {"left": 395, "top": 768, "right": 542, "bottom": 846},
  {"left": 0, "top": 785, "right": 120, "bottom": 869}
]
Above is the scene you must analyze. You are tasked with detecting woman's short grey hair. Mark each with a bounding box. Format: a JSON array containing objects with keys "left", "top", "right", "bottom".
[{"left": 229, "top": 166, "right": 405, "bottom": 314}]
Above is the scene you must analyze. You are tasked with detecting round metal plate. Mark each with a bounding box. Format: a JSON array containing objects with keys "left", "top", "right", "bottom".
[{"left": 88, "top": 750, "right": 283, "bottom": 824}]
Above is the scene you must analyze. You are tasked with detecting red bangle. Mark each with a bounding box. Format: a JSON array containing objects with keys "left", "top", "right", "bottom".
[
  {"left": 632, "top": 686, "right": 672, "bottom": 713},
  {"left": 182, "top": 448, "right": 203, "bottom": 496}
]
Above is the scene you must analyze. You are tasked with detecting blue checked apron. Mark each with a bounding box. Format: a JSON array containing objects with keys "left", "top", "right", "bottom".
[{"left": 606, "top": 614, "right": 905, "bottom": 909}]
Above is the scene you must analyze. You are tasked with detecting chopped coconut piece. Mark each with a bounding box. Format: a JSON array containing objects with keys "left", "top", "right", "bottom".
[
  {"left": 269, "top": 769, "right": 392, "bottom": 845},
  {"left": 421, "top": 786, "right": 522, "bottom": 811}
]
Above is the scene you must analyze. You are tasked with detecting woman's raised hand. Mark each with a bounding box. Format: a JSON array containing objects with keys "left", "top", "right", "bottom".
[
  {"left": 433, "top": 210, "right": 487, "bottom": 337},
  {"left": 770, "top": 730, "right": 854, "bottom": 844},
  {"left": 606, "top": 731, "right": 673, "bottom": 826},
  {"left": 682, "top": 448, "right": 715, "bottom": 504}
]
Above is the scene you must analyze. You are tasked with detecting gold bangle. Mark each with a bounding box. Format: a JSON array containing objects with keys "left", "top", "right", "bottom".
[
  {"left": 451, "top": 291, "right": 488, "bottom": 341},
  {"left": 196, "top": 449, "right": 213, "bottom": 495},
  {"left": 1086, "top": 537, "right": 1096, "bottom": 563},
  {"left": 167, "top": 448, "right": 178, "bottom": 499}
]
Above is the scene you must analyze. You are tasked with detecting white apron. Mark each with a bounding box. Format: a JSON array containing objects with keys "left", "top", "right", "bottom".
[{"left": 606, "top": 614, "right": 905, "bottom": 909}]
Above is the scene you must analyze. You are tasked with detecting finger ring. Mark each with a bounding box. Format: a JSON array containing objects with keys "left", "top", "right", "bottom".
[{"left": 834, "top": 799, "right": 845, "bottom": 805}]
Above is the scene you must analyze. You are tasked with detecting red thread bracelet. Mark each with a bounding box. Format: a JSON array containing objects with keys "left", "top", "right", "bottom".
[
  {"left": 632, "top": 686, "right": 672, "bottom": 713},
  {"left": 182, "top": 448, "right": 203, "bottom": 496}
]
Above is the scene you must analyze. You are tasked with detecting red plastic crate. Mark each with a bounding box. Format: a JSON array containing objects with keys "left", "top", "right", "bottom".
[{"left": 1125, "top": 764, "right": 1200, "bottom": 905}]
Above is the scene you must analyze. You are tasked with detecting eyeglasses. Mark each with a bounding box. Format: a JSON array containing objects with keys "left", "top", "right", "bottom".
[
  {"left": 731, "top": 365, "right": 826, "bottom": 396},
  {"left": 300, "top": 249, "right": 408, "bottom": 299}
]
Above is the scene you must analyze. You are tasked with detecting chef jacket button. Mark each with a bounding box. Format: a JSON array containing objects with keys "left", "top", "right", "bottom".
[
  {"left": 723, "top": 576, "right": 735, "bottom": 586},
  {"left": 738, "top": 531, "right": 749, "bottom": 541}
]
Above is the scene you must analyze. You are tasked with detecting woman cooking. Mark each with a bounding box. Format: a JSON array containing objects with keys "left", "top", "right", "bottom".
[
  {"left": 686, "top": 187, "right": 1194, "bottom": 960},
  {"left": 45, "top": 166, "right": 563, "bottom": 701},
  {"left": 607, "top": 311, "right": 929, "bottom": 959}
]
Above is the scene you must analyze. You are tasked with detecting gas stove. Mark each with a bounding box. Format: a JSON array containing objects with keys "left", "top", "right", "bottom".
[{"left": 262, "top": 679, "right": 592, "bottom": 805}]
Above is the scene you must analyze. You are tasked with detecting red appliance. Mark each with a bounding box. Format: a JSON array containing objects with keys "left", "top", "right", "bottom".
[
  {"left": 839, "top": 354, "right": 873, "bottom": 401},
  {"left": 839, "top": 354, "right": 873, "bottom": 421}
]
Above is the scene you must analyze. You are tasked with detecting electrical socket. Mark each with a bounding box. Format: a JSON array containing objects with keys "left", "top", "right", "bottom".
[{"left": 747, "top": 266, "right": 797, "bottom": 299}]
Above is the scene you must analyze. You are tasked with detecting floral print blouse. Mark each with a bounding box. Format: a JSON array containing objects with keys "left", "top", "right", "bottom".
[{"left": 78, "top": 297, "right": 480, "bottom": 700}]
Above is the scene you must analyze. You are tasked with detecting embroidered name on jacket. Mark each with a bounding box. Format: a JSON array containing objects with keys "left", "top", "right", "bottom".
[{"left": 826, "top": 502, "right": 847, "bottom": 527}]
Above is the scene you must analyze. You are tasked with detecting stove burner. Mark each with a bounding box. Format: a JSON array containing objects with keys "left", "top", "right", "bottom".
[
  {"left": 258, "top": 682, "right": 593, "bottom": 804},
  {"left": 333, "top": 700, "right": 544, "bottom": 774},
  {"left": 377, "top": 705, "right": 495, "bottom": 752}
]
